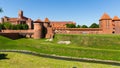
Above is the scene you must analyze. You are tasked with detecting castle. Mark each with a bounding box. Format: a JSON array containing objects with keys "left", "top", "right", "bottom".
[{"left": 0, "top": 10, "right": 120, "bottom": 39}]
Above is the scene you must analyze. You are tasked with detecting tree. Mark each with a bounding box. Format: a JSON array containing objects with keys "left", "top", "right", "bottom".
[
  {"left": 16, "top": 24, "right": 23, "bottom": 30},
  {"left": 11, "top": 25, "right": 17, "bottom": 30},
  {"left": 0, "top": 23, "right": 4, "bottom": 30},
  {"left": 22, "top": 24, "right": 28, "bottom": 30},
  {"left": 89, "top": 23, "right": 99, "bottom": 28},
  {"left": 3, "top": 22, "right": 12, "bottom": 29},
  {"left": 76, "top": 25, "right": 81, "bottom": 28},
  {"left": 66, "top": 24, "right": 76, "bottom": 28},
  {"left": 0, "top": 8, "right": 3, "bottom": 13},
  {"left": 81, "top": 25, "right": 88, "bottom": 28}
]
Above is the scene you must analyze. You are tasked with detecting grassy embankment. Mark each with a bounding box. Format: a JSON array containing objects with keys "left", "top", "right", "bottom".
[
  {"left": 0, "top": 52, "right": 119, "bottom": 68},
  {"left": 1, "top": 34, "right": 120, "bottom": 61}
]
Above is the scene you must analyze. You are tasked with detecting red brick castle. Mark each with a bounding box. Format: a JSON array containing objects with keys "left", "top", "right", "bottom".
[{"left": 0, "top": 10, "right": 120, "bottom": 39}]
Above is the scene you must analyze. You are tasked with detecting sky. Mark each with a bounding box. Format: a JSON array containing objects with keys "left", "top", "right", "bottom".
[{"left": 0, "top": 0, "right": 120, "bottom": 26}]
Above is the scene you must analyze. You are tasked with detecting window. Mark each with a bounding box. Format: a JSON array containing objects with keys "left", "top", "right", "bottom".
[
  {"left": 20, "top": 21, "right": 26, "bottom": 24},
  {"left": 106, "top": 20, "right": 109, "bottom": 29},
  {"left": 112, "top": 31, "right": 115, "bottom": 34}
]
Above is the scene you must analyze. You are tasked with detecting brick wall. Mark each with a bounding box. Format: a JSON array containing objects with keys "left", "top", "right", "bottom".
[
  {"left": 0, "top": 33, "right": 20, "bottom": 39},
  {"left": 54, "top": 28, "right": 103, "bottom": 34}
]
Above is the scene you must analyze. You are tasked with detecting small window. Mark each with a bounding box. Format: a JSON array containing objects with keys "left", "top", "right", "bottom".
[{"left": 112, "top": 31, "right": 115, "bottom": 34}]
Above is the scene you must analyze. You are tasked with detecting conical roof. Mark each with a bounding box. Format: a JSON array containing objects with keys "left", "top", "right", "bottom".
[
  {"left": 100, "top": 13, "right": 112, "bottom": 20},
  {"left": 34, "top": 19, "right": 43, "bottom": 23},
  {"left": 44, "top": 18, "right": 50, "bottom": 22},
  {"left": 113, "top": 16, "right": 120, "bottom": 21}
]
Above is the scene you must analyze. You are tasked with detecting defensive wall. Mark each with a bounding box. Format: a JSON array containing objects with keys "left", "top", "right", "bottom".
[{"left": 54, "top": 28, "right": 103, "bottom": 34}]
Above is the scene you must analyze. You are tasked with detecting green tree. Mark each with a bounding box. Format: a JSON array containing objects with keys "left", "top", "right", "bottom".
[
  {"left": 89, "top": 23, "right": 99, "bottom": 28},
  {"left": 81, "top": 25, "right": 88, "bottom": 28},
  {"left": 11, "top": 25, "right": 17, "bottom": 30},
  {"left": 22, "top": 24, "right": 28, "bottom": 30},
  {"left": 16, "top": 24, "right": 23, "bottom": 30},
  {"left": 66, "top": 24, "right": 76, "bottom": 28},
  {"left": 76, "top": 25, "right": 81, "bottom": 28},
  {"left": 0, "top": 8, "right": 3, "bottom": 29},
  {"left": 0, "top": 23, "right": 3, "bottom": 29},
  {"left": 0, "top": 8, "right": 3, "bottom": 13},
  {"left": 3, "top": 22, "right": 12, "bottom": 29}
]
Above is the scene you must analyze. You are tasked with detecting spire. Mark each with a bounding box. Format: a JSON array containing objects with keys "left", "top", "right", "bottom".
[
  {"left": 100, "top": 13, "right": 112, "bottom": 20},
  {"left": 113, "top": 16, "right": 120, "bottom": 21},
  {"left": 44, "top": 18, "right": 50, "bottom": 22}
]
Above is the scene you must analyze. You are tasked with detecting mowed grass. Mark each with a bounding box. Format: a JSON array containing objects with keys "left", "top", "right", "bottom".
[
  {"left": 0, "top": 52, "right": 119, "bottom": 68},
  {"left": 1, "top": 34, "right": 120, "bottom": 61}
]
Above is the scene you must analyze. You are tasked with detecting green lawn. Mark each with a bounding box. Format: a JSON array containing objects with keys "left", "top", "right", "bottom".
[
  {"left": 0, "top": 52, "right": 119, "bottom": 68},
  {"left": 0, "top": 34, "right": 120, "bottom": 61}
]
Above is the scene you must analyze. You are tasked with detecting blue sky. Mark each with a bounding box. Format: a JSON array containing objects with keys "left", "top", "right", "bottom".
[{"left": 0, "top": 0, "right": 120, "bottom": 26}]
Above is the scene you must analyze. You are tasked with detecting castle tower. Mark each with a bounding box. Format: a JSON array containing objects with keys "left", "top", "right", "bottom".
[
  {"left": 44, "top": 18, "right": 50, "bottom": 27},
  {"left": 18, "top": 10, "right": 23, "bottom": 18},
  {"left": 33, "top": 19, "right": 43, "bottom": 39},
  {"left": 45, "top": 27, "right": 54, "bottom": 39},
  {"left": 113, "top": 16, "right": 120, "bottom": 34},
  {"left": 99, "top": 13, "right": 113, "bottom": 34},
  {"left": 27, "top": 18, "right": 33, "bottom": 29},
  {"left": 44, "top": 18, "right": 54, "bottom": 38}
]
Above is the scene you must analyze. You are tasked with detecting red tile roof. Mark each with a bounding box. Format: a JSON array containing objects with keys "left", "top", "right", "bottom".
[
  {"left": 113, "top": 16, "right": 120, "bottom": 20},
  {"left": 44, "top": 18, "right": 50, "bottom": 22},
  {"left": 100, "top": 13, "right": 112, "bottom": 20},
  {"left": 34, "top": 19, "right": 43, "bottom": 23}
]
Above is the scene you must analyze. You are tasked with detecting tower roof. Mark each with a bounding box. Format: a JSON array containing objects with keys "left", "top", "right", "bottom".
[
  {"left": 44, "top": 18, "right": 50, "bottom": 22},
  {"left": 34, "top": 19, "right": 43, "bottom": 23},
  {"left": 100, "top": 13, "right": 112, "bottom": 20},
  {"left": 113, "top": 16, "right": 120, "bottom": 21}
]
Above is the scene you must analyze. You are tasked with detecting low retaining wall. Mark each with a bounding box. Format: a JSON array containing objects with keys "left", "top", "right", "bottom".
[
  {"left": 0, "top": 33, "right": 21, "bottom": 39},
  {"left": 0, "top": 50, "right": 120, "bottom": 66}
]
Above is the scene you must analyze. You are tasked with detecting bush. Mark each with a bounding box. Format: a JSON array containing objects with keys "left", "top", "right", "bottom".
[
  {"left": 22, "top": 24, "right": 28, "bottom": 30},
  {"left": 89, "top": 23, "right": 99, "bottom": 28},
  {"left": 3, "top": 22, "right": 12, "bottom": 29},
  {"left": 0, "top": 22, "right": 29, "bottom": 30},
  {"left": 0, "top": 23, "right": 4, "bottom": 30},
  {"left": 81, "top": 25, "right": 88, "bottom": 28},
  {"left": 11, "top": 25, "right": 17, "bottom": 30},
  {"left": 66, "top": 24, "right": 76, "bottom": 28}
]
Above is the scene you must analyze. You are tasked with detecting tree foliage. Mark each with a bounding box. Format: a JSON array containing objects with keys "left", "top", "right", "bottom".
[
  {"left": 3, "top": 22, "right": 12, "bottom": 29},
  {"left": 76, "top": 25, "right": 81, "bottom": 28},
  {"left": 89, "top": 23, "right": 99, "bottom": 28},
  {"left": 81, "top": 25, "right": 88, "bottom": 28},
  {"left": 66, "top": 24, "right": 76, "bottom": 28},
  {"left": 0, "top": 22, "right": 29, "bottom": 30},
  {"left": 0, "top": 8, "right": 3, "bottom": 13}
]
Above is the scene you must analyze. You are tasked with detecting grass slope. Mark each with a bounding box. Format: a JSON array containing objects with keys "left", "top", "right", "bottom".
[
  {"left": 0, "top": 52, "right": 119, "bottom": 68},
  {"left": 0, "top": 34, "right": 120, "bottom": 61}
]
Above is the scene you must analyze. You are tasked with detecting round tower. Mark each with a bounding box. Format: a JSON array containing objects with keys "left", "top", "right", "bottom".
[{"left": 33, "top": 19, "right": 43, "bottom": 39}]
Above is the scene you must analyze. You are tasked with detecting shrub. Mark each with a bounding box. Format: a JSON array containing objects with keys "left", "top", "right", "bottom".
[
  {"left": 0, "top": 23, "right": 4, "bottom": 30},
  {"left": 22, "top": 24, "right": 28, "bottom": 30},
  {"left": 66, "top": 24, "right": 76, "bottom": 28},
  {"left": 81, "top": 25, "right": 88, "bottom": 28},
  {"left": 89, "top": 23, "right": 99, "bottom": 28},
  {"left": 3, "top": 22, "right": 12, "bottom": 29}
]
